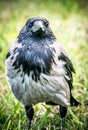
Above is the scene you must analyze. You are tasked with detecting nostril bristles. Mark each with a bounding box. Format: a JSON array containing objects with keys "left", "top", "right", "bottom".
[{"left": 38, "top": 27, "right": 45, "bottom": 33}]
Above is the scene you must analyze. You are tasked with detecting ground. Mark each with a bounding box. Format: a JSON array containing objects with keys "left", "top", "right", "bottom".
[{"left": 0, "top": 0, "right": 88, "bottom": 130}]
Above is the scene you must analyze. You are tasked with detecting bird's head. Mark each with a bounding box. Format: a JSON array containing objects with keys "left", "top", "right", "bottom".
[{"left": 18, "top": 17, "right": 55, "bottom": 42}]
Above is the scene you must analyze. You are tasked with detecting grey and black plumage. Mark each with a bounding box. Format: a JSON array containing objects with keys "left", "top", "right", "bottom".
[{"left": 5, "top": 17, "right": 80, "bottom": 130}]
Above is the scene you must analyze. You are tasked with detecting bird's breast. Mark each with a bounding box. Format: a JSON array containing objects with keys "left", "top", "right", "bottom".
[
  {"left": 5, "top": 42, "right": 70, "bottom": 107},
  {"left": 10, "top": 44, "right": 55, "bottom": 82}
]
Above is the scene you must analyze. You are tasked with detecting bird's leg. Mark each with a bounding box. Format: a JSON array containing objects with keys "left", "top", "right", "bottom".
[
  {"left": 60, "top": 106, "right": 67, "bottom": 130},
  {"left": 62, "top": 117, "right": 66, "bottom": 130},
  {"left": 25, "top": 105, "right": 34, "bottom": 130}
]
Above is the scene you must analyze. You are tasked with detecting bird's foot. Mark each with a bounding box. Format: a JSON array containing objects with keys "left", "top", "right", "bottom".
[{"left": 62, "top": 117, "right": 66, "bottom": 130}]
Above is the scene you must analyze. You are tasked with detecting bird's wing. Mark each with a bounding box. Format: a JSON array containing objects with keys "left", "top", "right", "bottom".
[
  {"left": 50, "top": 41, "right": 75, "bottom": 90},
  {"left": 58, "top": 52, "right": 75, "bottom": 89}
]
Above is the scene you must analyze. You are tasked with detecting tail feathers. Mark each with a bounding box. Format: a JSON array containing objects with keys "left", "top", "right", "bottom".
[{"left": 70, "top": 96, "right": 81, "bottom": 106}]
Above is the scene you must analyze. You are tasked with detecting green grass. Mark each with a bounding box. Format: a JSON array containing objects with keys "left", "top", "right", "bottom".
[{"left": 0, "top": 0, "right": 88, "bottom": 130}]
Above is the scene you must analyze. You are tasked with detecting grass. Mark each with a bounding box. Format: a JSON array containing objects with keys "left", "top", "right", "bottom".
[{"left": 0, "top": 0, "right": 88, "bottom": 129}]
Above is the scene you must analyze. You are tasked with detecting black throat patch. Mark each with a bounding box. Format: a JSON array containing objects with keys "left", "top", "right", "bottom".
[{"left": 12, "top": 44, "right": 55, "bottom": 82}]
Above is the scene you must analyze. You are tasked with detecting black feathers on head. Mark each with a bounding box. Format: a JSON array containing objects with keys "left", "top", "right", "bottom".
[
  {"left": 17, "top": 17, "right": 55, "bottom": 44},
  {"left": 25, "top": 17, "right": 49, "bottom": 27}
]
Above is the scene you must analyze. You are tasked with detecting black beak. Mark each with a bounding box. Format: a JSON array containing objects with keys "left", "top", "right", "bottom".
[{"left": 31, "top": 21, "right": 45, "bottom": 36}]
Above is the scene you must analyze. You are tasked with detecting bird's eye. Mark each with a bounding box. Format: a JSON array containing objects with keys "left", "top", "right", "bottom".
[
  {"left": 44, "top": 22, "right": 49, "bottom": 27},
  {"left": 28, "top": 22, "right": 32, "bottom": 28}
]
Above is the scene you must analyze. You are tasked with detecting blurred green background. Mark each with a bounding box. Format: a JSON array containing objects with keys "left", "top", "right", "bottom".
[{"left": 0, "top": 0, "right": 88, "bottom": 130}]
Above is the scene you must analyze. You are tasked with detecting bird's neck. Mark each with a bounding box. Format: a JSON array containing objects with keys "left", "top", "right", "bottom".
[{"left": 18, "top": 35, "right": 56, "bottom": 46}]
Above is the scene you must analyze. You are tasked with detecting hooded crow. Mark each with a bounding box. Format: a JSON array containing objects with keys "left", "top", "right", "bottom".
[{"left": 5, "top": 17, "right": 80, "bottom": 130}]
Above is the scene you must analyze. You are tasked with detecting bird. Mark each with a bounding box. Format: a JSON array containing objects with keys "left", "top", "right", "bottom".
[{"left": 5, "top": 17, "right": 80, "bottom": 130}]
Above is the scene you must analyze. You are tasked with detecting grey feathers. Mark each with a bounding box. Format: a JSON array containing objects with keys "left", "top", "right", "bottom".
[
  {"left": 5, "top": 17, "right": 76, "bottom": 107},
  {"left": 58, "top": 52, "right": 75, "bottom": 89}
]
